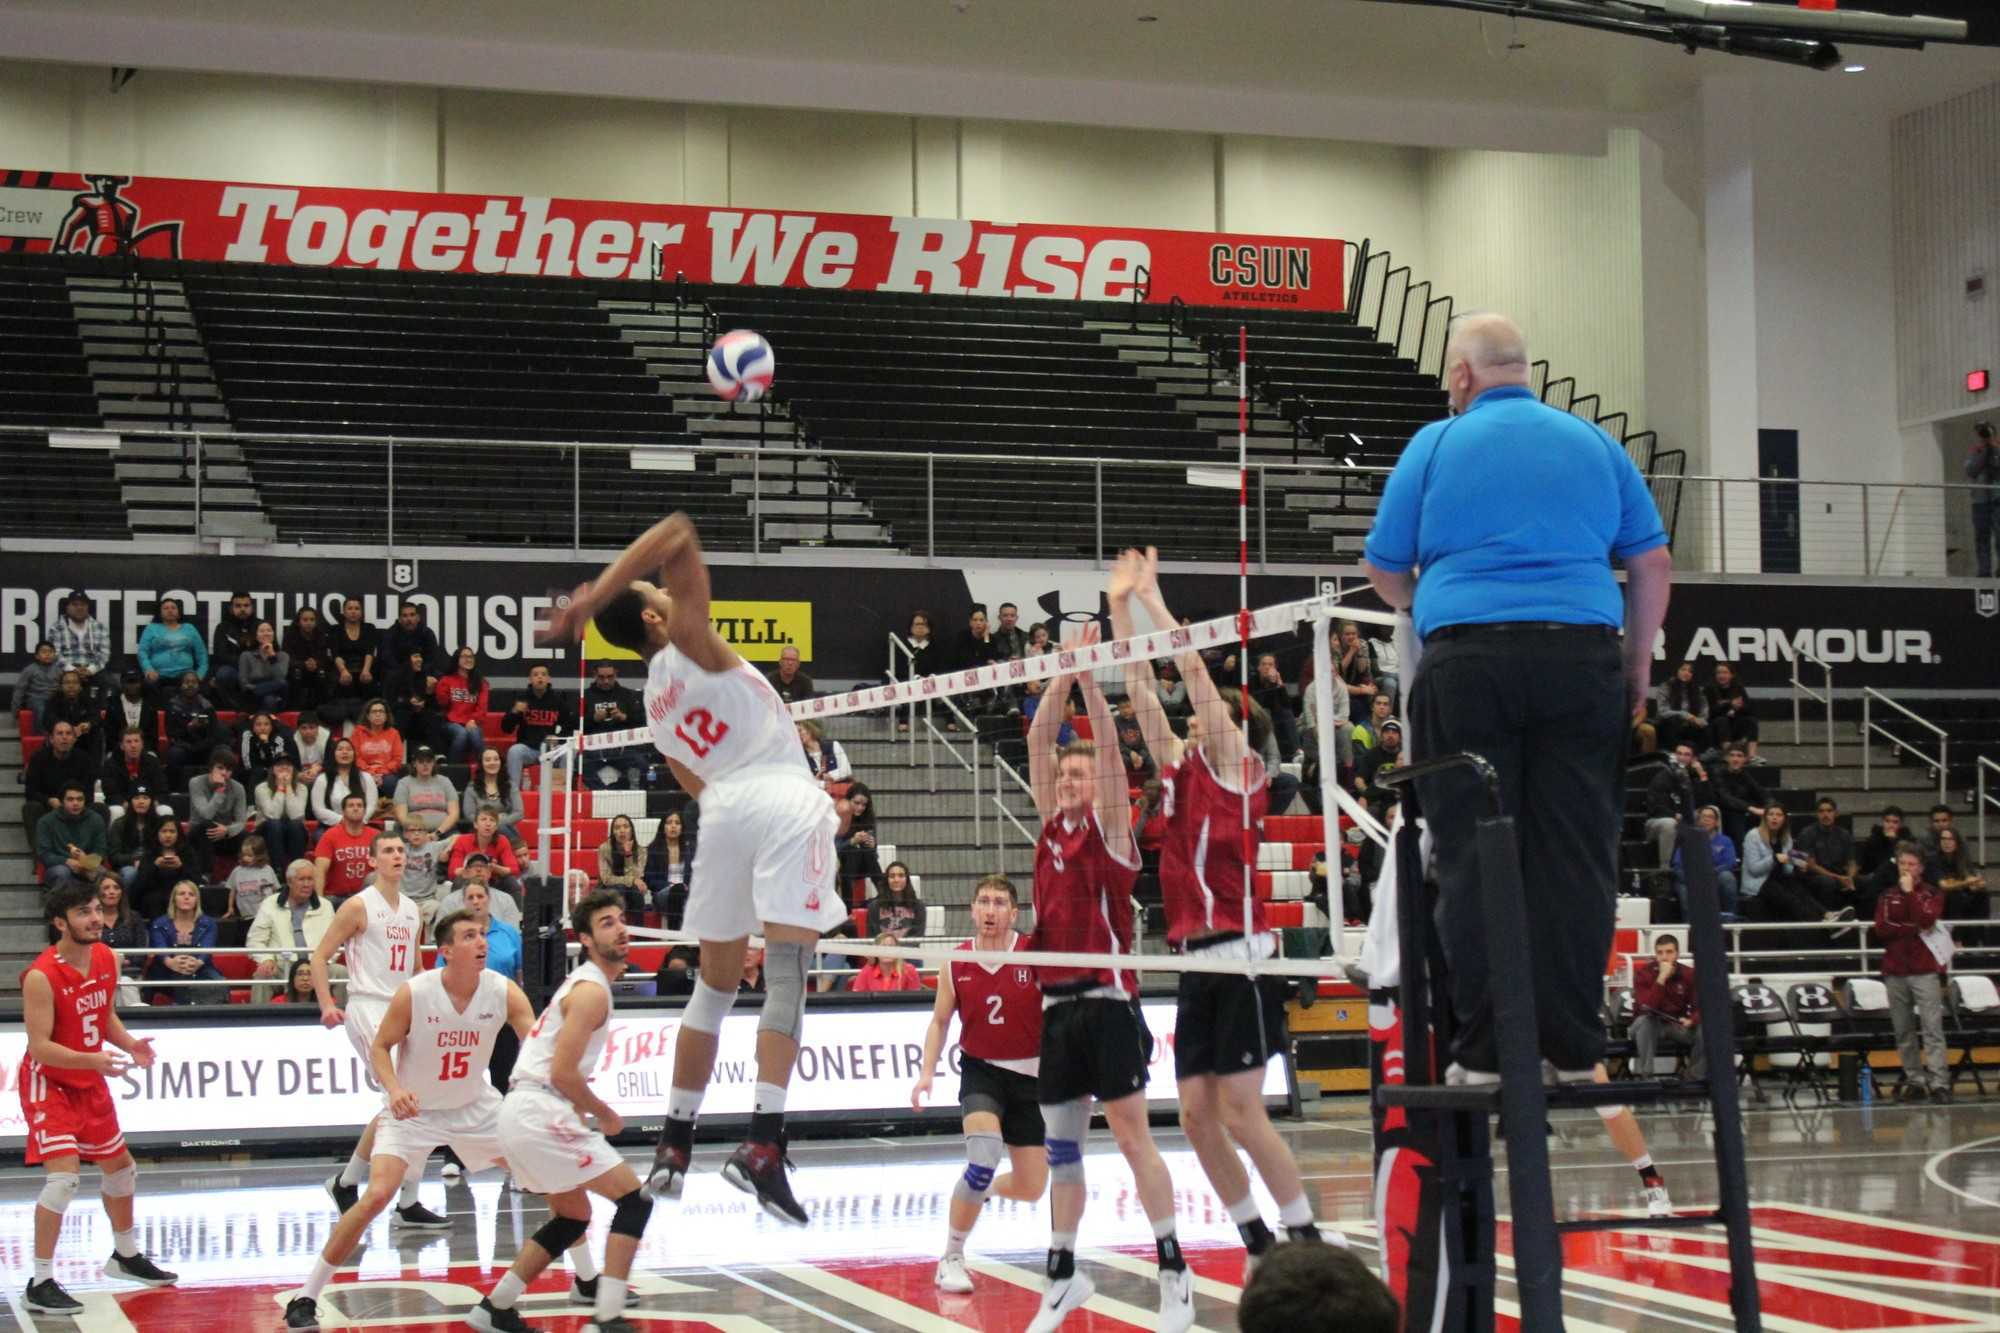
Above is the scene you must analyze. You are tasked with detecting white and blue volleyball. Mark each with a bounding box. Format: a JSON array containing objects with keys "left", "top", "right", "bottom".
[{"left": 706, "top": 329, "right": 775, "bottom": 402}]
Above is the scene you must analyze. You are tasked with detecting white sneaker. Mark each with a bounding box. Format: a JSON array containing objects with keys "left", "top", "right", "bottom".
[
  {"left": 1026, "top": 1270, "right": 1095, "bottom": 1333},
  {"left": 1158, "top": 1266, "right": 1195, "bottom": 1333},
  {"left": 934, "top": 1253, "right": 974, "bottom": 1294},
  {"left": 440, "top": 1160, "right": 464, "bottom": 1183},
  {"left": 1644, "top": 1184, "right": 1674, "bottom": 1218}
]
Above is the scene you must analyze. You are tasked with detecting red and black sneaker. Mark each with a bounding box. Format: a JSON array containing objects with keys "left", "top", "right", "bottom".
[
  {"left": 644, "top": 1143, "right": 691, "bottom": 1201},
  {"left": 720, "top": 1138, "right": 808, "bottom": 1226}
]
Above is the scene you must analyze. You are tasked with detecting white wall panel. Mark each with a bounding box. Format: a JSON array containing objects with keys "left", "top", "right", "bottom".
[
  {"left": 1218, "top": 135, "right": 1425, "bottom": 299},
  {"left": 726, "top": 108, "right": 914, "bottom": 215},
  {"left": 442, "top": 91, "right": 682, "bottom": 203},
  {"left": 0, "top": 61, "right": 77, "bottom": 170},
  {"left": 980, "top": 122, "right": 1214, "bottom": 230}
]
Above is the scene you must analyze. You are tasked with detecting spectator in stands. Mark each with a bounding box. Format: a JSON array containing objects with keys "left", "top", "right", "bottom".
[
  {"left": 1671, "top": 806, "right": 1739, "bottom": 920},
  {"left": 131, "top": 818, "right": 189, "bottom": 919},
  {"left": 1922, "top": 804, "right": 1956, "bottom": 855},
  {"left": 1117, "top": 714, "right": 1156, "bottom": 786},
  {"left": 596, "top": 814, "right": 649, "bottom": 919},
  {"left": 1026, "top": 621, "right": 1053, "bottom": 656},
  {"left": 449, "top": 807, "right": 524, "bottom": 899},
  {"left": 501, "top": 663, "right": 571, "bottom": 790},
  {"left": 1711, "top": 743, "right": 1767, "bottom": 847},
  {"left": 1876, "top": 842, "right": 1950, "bottom": 1102},
  {"left": 1251, "top": 654, "right": 1303, "bottom": 762},
  {"left": 1930, "top": 827, "right": 1987, "bottom": 930},
  {"left": 101, "top": 670, "right": 159, "bottom": 757},
  {"left": 96, "top": 872, "right": 147, "bottom": 1005},
  {"left": 1371, "top": 630, "right": 1403, "bottom": 712},
  {"left": 1704, "top": 663, "right": 1760, "bottom": 762},
  {"left": 991, "top": 602, "right": 1030, "bottom": 661},
  {"left": 380, "top": 601, "right": 441, "bottom": 678},
  {"left": 1860, "top": 806, "right": 1908, "bottom": 878},
  {"left": 1643, "top": 744, "right": 1709, "bottom": 869},
  {"left": 237, "top": 710, "right": 296, "bottom": 790},
  {"left": 253, "top": 753, "right": 310, "bottom": 870},
  {"left": 187, "top": 749, "right": 250, "bottom": 872},
  {"left": 435, "top": 645, "right": 488, "bottom": 762},
  {"left": 1336, "top": 621, "right": 1376, "bottom": 723},
  {"left": 21, "top": 719, "right": 93, "bottom": 850},
  {"left": 1652, "top": 661, "right": 1709, "bottom": 753},
  {"left": 1153, "top": 657, "right": 1191, "bottom": 727},
  {"left": 51, "top": 590, "right": 110, "bottom": 696},
  {"left": 867, "top": 860, "right": 923, "bottom": 939},
  {"left": 330, "top": 596, "right": 378, "bottom": 709},
  {"left": 400, "top": 824, "right": 447, "bottom": 930},
  {"left": 766, "top": 645, "right": 816, "bottom": 705},
  {"left": 1237, "top": 1239, "right": 1399, "bottom": 1333},
  {"left": 446, "top": 881, "right": 523, "bottom": 983},
  {"left": 10, "top": 639, "right": 61, "bottom": 723},
  {"left": 649, "top": 810, "right": 695, "bottom": 928},
  {"left": 1355, "top": 718, "right": 1404, "bottom": 793},
  {"left": 837, "top": 783, "right": 884, "bottom": 894},
  {"left": 236, "top": 620, "right": 290, "bottom": 712},
  {"left": 1968, "top": 420, "right": 1998, "bottom": 579},
  {"left": 1353, "top": 693, "right": 1395, "bottom": 751},
  {"left": 906, "top": 611, "right": 939, "bottom": 676},
  {"left": 581, "top": 662, "right": 644, "bottom": 789},
  {"left": 283, "top": 606, "right": 336, "bottom": 716},
  {"left": 100, "top": 725, "right": 169, "bottom": 825},
  {"left": 137, "top": 597, "right": 206, "bottom": 693},
  {"left": 37, "top": 782, "right": 106, "bottom": 890},
  {"left": 225, "top": 833, "right": 281, "bottom": 923},
  {"left": 393, "top": 746, "right": 457, "bottom": 837},
  {"left": 797, "top": 720, "right": 852, "bottom": 785},
  {"left": 851, "top": 933, "right": 925, "bottom": 992},
  {"left": 460, "top": 746, "right": 526, "bottom": 847},
  {"left": 310, "top": 737, "right": 378, "bottom": 827},
  {"left": 247, "top": 860, "right": 332, "bottom": 1002},
  {"left": 292, "top": 710, "right": 327, "bottom": 788},
  {"left": 164, "top": 671, "right": 221, "bottom": 783},
  {"left": 1018, "top": 677, "right": 1073, "bottom": 747},
  {"left": 654, "top": 944, "right": 699, "bottom": 998},
  {"left": 739, "top": 946, "right": 767, "bottom": 993},
  {"left": 107, "top": 786, "right": 165, "bottom": 889},
  {"left": 949, "top": 604, "right": 1001, "bottom": 718},
  {"left": 1629, "top": 934, "right": 1705, "bottom": 1079},
  {"left": 348, "top": 698, "right": 405, "bottom": 785},
  {"left": 146, "top": 879, "right": 222, "bottom": 1005},
  {"left": 209, "top": 592, "right": 261, "bottom": 705},
  {"left": 278, "top": 959, "right": 316, "bottom": 1004},
  {"left": 1740, "top": 805, "right": 1844, "bottom": 927},
  {"left": 435, "top": 854, "right": 522, "bottom": 927},
  {"left": 383, "top": 648, "right": 448, "bottom": 756},
  {"left": 1795, "top": 797, "right": 1867, "bottom": 917},
  {"left": 41, "top": 670, "right": 99, "bottom": 760},
  {"left": 314, "top": 792, "right": 380, "bottom": 900}
]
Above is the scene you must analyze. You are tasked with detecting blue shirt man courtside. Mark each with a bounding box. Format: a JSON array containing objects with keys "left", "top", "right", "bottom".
[{"left": 1363, "top": 313, "right": 1674, "bottom": 1077}]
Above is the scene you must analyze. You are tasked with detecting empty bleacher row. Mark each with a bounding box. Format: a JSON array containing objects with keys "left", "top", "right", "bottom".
[{"left": 0, "top": 257, "right": 130, "bottom": 538}]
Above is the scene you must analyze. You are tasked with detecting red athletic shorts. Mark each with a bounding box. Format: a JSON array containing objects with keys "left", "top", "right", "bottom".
[{"left": 20, "top": 1070, "right": 125, "bottom": 1165}]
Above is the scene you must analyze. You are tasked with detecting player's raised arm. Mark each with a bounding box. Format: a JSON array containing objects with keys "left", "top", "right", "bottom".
[
  {"left": 1108, "top": 548, "right": 1182, "bottom": 770},
  {"left": 1028, "top": 659, "right": 1075, "bottom": 822},
  {"left": 1072, "top": 632, "right": 1137, "bottom": 866},
  {"left": 311, "top": 895, "right": 367, "bottom": 1026},
  {"left": 1131, "top": 546, "right": 1250, "bottom": 776},
  {"left": 912, "top": 963, "right": 958, "bottom": 1110},
  {"left": 370, "top": 984, "right": 420, "bottom": 1120}
]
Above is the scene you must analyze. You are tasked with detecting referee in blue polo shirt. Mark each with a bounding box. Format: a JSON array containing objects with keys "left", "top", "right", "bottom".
[{"left": 1363, "top": 313, "right": 1674, "bottom": 1078}]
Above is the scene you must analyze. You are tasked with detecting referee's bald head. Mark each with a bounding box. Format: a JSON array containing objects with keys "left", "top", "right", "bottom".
[{"left": 1443, "top": 312, "right": 1531, "bottom": 412}]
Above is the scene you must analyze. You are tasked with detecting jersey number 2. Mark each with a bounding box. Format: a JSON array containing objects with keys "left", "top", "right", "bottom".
[
  {"left": 439, "top": 1051, "right": 472, "bottom": 1081},
  {"left": 675, "top": 708, "right": 731, "bottom": 757},
  {"left": 985, "top": 994, "right": 1005, "bottom": 1026}
]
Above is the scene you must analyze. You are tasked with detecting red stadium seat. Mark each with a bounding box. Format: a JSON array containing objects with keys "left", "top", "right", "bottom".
[
  {"left": 22, "top": 734, "right": 44, "bottom": 764},
  {"left": 1607, "top": 928, "right": 1640, "bottom": 976},
  {"left": 1266, "top": 902, "right": 1306, "bottom": 928},
  {"left": 1263, "top": 815, "right": 1322, "bottom": 841}
]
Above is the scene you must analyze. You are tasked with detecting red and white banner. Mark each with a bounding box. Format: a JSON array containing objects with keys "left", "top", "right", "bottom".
[{"left": 0, "top": 167, "right": 1346, "bottom": 310}]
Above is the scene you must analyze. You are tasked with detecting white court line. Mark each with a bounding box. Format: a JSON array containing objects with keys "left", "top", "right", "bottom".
[
  {"left": 708, "top": 1264, "right": 877, "bottom": 1333},
  {"left": 3, "top": 1287, "right": 40, "bottom": 1333},
  {"left": 1080, "top": 1246, "right": 1241, "bottom": 1304},
  {"left": 777, "top": 1261, "right": 978, "bottom": 1332},
  {"left": 1925, "top": 1133, "right": 2000, "bottom": 1209},
  {"left": 966, "top": 1255, "right": 1222, "bottom": 1332}
]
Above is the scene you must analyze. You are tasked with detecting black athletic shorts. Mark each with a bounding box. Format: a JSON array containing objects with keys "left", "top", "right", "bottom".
[
  {"left": 958, "top": 1053, "right": 1046, "bottom": 1147},
  {"left": 1173, "top": 970, "right": 1288, "bottom": 1080},
  {"left": 1037, "top": 996, "right": 1154, "bottom": 1106}
]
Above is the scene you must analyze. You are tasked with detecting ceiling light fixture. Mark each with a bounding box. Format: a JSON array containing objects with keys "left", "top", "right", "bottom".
[{"left": 1844, "top": 63, "right": 1868, "bottom": 71}]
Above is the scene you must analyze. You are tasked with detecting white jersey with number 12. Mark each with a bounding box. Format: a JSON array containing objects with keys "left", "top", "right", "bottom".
[{"left": 644, "top": 642, "right": 807, "bottom": 785}]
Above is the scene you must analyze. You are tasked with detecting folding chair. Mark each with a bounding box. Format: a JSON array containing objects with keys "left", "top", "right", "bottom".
[
  {"left": 1730, "top": 982, "right": 1795, "bottom": 1103},
  {"left": 1602, "top": 987, "right": 1637, "bottom": 1075},
  {"left": 1842, "top": 977, "right": 1896, "bottom": 1100},
  {"left": 1947, "top": 975, "right": 2000, "bottom": 1096},
  {"left": 1783, "top": 982, "right": 1842, "bottom": 1104}
]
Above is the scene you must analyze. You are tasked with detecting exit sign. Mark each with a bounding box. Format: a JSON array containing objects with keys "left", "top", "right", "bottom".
[{"left": 1971, "top": 369, "right": 1991, "bottom": 393}]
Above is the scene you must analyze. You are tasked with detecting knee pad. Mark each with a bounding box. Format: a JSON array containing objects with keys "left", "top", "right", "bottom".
[
  {"left": 610, "top": 1189, "right": 654, "bottom": 1240},
  {"left": 38, "top": 1172, "right": 80, "bottom": 1214},
  {"left": 1595, "top": 1104, "right": 1629, "bottom": 1122},
  {"left": 99, "top": 1163, "right": 136, "bottom": 1198},
  {"left": 1043, "top": 1099, "right": 1090, "bottom": 1186},
  {"left": 758, "top": 940, "right": 811, "bottom": 1042},
  {"left": 532, "top": 1213, "right": 589, "bottom": 1256},
  {"left": 952, "top": 1131, "right": 1004, "bottom": 1205},
  {"left": 682, "top": 979, "right": 739, "bottom": 1036}
]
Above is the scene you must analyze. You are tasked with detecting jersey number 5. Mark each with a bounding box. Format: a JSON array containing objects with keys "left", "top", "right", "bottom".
[
  {"left": 675, "top": 707, "right": 731, "bottom": 757},
  {"left": 439, "top": 1051, "right": 472, "bottom": 1081}
]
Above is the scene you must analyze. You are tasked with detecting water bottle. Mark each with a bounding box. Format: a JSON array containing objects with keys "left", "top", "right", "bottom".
[{"left": 1859, "top": 1061, "right": 1874, "bottom": 1106}]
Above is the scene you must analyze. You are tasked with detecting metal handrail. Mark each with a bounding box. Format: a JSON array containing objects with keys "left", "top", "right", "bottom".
[
  {"left": 1613, "top": 917, "right": 2000, "bottom": 985},
  {"left": 990, "top": 751, "right": 1039, "bottom": 879},
  {"left": 920, "top": 690, "right": 984, "bottom": 846},
  {"left": 1978, "top": 755, "right": 2000, "bottom": 867},
  {"left": 886, "top": 631, "right": 920, "bottom": 754},
  {"left": 1789, "top": 645, "right": 1834, "bottom": 769},
  {"left": 1861, "top": 687, "right": 1949, "bottom": 801}
]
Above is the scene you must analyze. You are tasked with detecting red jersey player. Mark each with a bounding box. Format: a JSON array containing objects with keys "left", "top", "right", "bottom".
[
  {"left": 18, "top": 882, "right": 178, "bottom": 1314},
  {"left": 1023, "top": 622, "right": 1193, "bottom": 1333},
  {"left": 912, "top": 874, "right": 1050, "bottom": 1294},
  {"left": 1109, "top": 545, "right": 1324, "bottom": 1277}
]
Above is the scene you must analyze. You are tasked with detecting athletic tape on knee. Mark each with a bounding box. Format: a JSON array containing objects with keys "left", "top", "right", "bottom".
[
  {"left": 1043, "top": 1099, "right": 1090, "bottom": 1185},
  {"left": 1596, "top": 1104, "right": 1629, "bottom": 1122},
  {"left": 37, "top": 1172, "right": 79, "bottom": 1214},
  {"left": 952, "top": 1131, "right": 1004, "bottom": 1205},
  {"left": 610, "top": 1189, "right": 654, "bottom": 1240},
  {"left": 99, "top": 1164, "right": 136, "bottom": 1198},
  {"left": 758, "top": 939, "right": 811, "bottom": 1042},
  {"left": 681, "top": 979, "right": 739, "bottom": 1035},
  {"left": 532, "top": 1214, "right": 589, "bottom": 1256}
]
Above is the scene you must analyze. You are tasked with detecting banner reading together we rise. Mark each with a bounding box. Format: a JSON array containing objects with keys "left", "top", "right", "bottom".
[{"left": 0, "top": 167, "right": 1346, "bottom": 310}]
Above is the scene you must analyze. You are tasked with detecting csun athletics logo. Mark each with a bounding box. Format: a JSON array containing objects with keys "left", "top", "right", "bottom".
[{"left": 1666, "top": 625, "right": 1936, "bottom": 666}]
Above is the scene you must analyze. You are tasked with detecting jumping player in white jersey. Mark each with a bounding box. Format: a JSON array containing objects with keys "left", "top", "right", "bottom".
[
  {"left": 286, "top": 907, "right": 537, "bottom": 1330},
  {"left": 543, "top": 513, "right": 847, "bottom": 1226},
  {"left": 469, "top": 891, "right": 650, "bottom": 1333},
  {"left": 308, "top": 829, "right": 444, "bottom": 1229}
]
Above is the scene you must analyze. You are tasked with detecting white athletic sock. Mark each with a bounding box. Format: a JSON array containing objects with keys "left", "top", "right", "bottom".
[
  {"left": 1224, "top": 1195, "right": 1261, "bottom": 1226},
  {"left": 1151, "top": 1215, "right": 1177, "bottom": 1241},
  {"left": 1052, "top": 1229, "right": 1078, "bottom": 1252},
  {"left": 1631, "top": 1153, "right": 1654, "bottom": 1173},
  {"left": 302, "top": 1256, "right": 336, "bottom": 1300},
  {"left": 489, "top": 1270, "right": 528, "bottom": 1310},
  {"left": 668, "top": 1086, "right": 705, "bottom": 1121},
  {"left": 945, "top": 1226, "right": 971, "bottom": 1258},
  {"left": 569, "top": 1241, "right": 599, "bottom": 1282},
  {"left": 113, "top": 1229, "right": 139, "bottom": 1259},
  {"left": 398, "top": 1173, "right": 421, "bottom": 1208},
  {"left": 752, "top": 1082, "right": 788, "bottom": 1115},
  {"left": 33, "top": 1258, "right": 52, "bottom": 1283},
  {"left": 1277, "top": 1194, "right": 1315, "bottom": 1228},
  {"left": 338, "top": 1152, "right": 369, "bottom": 1187},
  {"left": 594, "top": 1274, "right": 628, "bottom": 1322}
]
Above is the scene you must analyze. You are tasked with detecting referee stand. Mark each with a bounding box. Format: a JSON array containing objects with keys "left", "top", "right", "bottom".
[{"left": 1373, "top": 752, "right": 1761, "bottom": 1332}]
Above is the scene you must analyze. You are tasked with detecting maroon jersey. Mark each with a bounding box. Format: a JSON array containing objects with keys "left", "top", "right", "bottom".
[
  {"left": 1160, "top": 746, "right": 1270, "bottom": 946},
  {"left": 21, "top": 943, "right": 117, "bottom": 1090},
  {"left": 951, "top": 934, "right": 1043, "bottom": 1066},
  {"left": 1031, "top": 811, "right": 1140, "bottom": 997}
]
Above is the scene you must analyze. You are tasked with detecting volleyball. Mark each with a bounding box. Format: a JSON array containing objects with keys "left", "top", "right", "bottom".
[{"left": 705, "top": 328, "right": 775, "bottom": 402}]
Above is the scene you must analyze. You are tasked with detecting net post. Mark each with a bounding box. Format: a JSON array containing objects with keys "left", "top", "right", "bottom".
[{"left": 1312, "top": 610, "right": 1343, "bottom": 956}]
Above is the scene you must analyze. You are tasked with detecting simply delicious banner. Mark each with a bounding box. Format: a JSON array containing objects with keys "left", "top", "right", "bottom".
[{"left": 0, "top": 167, "right": 1345, "bottom": 310}]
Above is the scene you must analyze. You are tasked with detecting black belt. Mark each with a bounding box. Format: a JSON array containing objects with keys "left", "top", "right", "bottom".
[{"left": 1425, "top": 621, "right": 1619, "bottom": 644}]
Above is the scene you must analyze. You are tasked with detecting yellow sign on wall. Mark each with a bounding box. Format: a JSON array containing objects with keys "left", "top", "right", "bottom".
[{"left": 584, "top": 600, "right": 812, "bottom": 664}]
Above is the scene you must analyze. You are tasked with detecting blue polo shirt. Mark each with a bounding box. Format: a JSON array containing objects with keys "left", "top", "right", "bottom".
[
  {"left": 434, "top": 915, "right": 522, "bottom": 982},
  {"left": 1363, "top": 386, "right": 1667, "bottom": 639}
]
